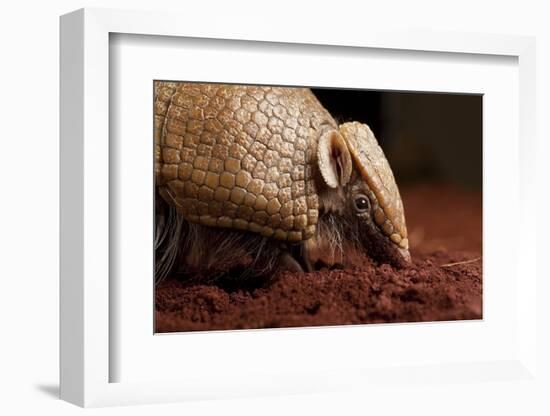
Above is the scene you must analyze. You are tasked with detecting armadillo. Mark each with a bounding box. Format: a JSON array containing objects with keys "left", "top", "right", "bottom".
[{"left": 154, "top": 81, "right": 410, "bottom": 279}]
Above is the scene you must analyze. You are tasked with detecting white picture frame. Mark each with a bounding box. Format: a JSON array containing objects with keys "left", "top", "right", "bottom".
[{"left": 60, "top": 7, "right": 538, "bottom": 408}]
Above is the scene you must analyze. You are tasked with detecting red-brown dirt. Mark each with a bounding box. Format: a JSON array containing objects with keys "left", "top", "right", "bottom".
[{"left": 155, "top": 183, "right": 482, "bottom": 332}]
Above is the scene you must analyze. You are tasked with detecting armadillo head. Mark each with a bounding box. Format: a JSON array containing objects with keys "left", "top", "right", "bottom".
[{"left": 316, "top": 122, "right": 410, "bottom": 267}]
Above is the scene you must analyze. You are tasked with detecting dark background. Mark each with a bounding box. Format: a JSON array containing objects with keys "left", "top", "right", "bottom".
[{"left": 312, "top": 89, "right": 483, "bottom": 190}]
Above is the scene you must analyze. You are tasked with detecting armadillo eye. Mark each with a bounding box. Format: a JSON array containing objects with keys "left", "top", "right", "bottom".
[{"left": 354, "top": 196, "right": 370, "bottom": 213}]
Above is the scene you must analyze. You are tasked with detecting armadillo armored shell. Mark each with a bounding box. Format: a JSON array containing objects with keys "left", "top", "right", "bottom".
[{"left": 154, "top": 82, "right": 337, "bottom": 242}]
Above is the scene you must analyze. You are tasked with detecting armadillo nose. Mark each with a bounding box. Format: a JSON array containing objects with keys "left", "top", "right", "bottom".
[{"left": 398, "top": 247, "right": 412, "bottom": 264}]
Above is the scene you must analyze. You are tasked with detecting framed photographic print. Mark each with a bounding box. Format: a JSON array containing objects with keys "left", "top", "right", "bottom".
[{"left": 60, "top": 7, "right": 538, "bottom": 408}]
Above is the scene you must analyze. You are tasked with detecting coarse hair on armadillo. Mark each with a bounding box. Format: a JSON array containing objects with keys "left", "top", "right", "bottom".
[
  {"left": 319, "top": 213, "right": 358, "bottom": 256},
  {"left": 155, "top": 203, "right": 363, "bottom": 281},
  {"left": 154, "top": 199, "right": 185, "bottom": 282},
  {"left": 307, "top": 211, "right": 363, "bottom": 268},
  {"left": 155, "top": 199, "right": 282, "bottom": 283}
]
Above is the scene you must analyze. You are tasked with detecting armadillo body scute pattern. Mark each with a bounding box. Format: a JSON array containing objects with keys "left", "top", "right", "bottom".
[{"left": 155, "top": 82, "right": 337, "bottom": 242}]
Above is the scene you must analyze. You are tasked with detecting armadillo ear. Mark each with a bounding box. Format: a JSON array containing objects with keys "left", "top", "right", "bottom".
[{"left": 317, "top": 129, "right": 352, "bottom": 188}]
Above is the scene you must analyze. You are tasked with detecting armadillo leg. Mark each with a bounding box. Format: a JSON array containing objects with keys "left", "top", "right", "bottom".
[
  {"left": 279, "top": 251, "right": 304, "bottom": 273},
  {"left": 302, "top": 253, "right": 315, "bottom": 273}
]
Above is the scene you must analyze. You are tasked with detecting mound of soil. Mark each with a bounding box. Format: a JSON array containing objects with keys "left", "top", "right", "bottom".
[{"left": 155, "top": 184, "right": 482, "bottom": 332}]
